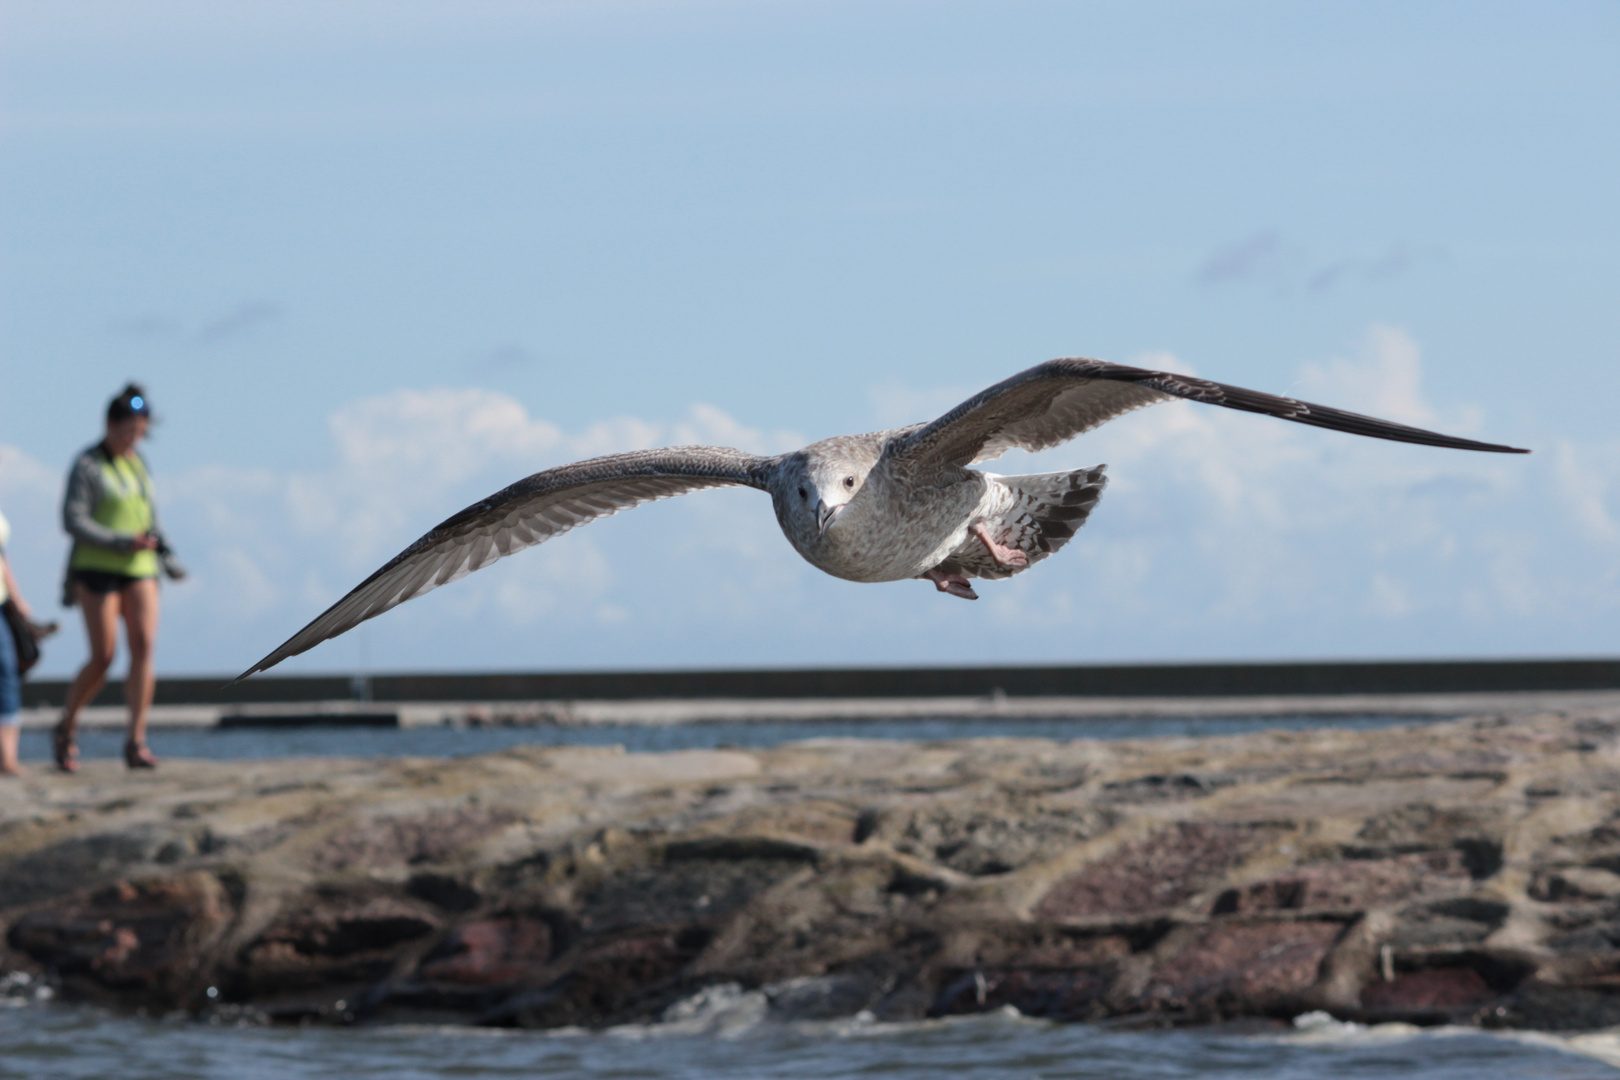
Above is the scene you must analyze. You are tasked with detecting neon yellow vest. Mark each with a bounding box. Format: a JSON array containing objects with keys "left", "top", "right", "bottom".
[{"left": 70, "top": 452, "right": 159, "bottom": 578}]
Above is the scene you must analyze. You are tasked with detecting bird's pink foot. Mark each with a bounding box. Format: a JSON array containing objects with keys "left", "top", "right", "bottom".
[
  {"left": 971, "top": 523, "right": 1028, "bottom": 568},
  {"left": 924, "top": 568, "right": 979, "bottom": 600}
]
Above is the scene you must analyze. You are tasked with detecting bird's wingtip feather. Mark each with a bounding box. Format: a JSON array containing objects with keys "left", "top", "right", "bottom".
[{"left": 232, "top": 649, "right": 284, "bottom": 684}]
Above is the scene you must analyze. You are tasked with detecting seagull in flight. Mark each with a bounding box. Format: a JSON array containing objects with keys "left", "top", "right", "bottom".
[{"left": 239, "top": 357, "right": 1527, "bottom": 678}]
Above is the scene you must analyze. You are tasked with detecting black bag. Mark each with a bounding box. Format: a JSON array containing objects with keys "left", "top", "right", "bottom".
[{"left": 2, "top": 598, "right": 39, "bottom": 675}]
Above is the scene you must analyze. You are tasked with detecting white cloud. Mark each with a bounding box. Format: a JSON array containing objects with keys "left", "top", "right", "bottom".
[
  {"left": 1295, "top": 324, "right": 1439, "bottom": 427},
  {"left": 329, "top": 387, "right": 562, "bottom": 480},
  {"left": 1555, "top": 440, "right": 1620, "bottom": 544},
  {"left": 492, "top": 532, "right": 614, "bottom": 626},
  {"left": 279, "top": 388, "right": 565, "bottom": 568},
  {"left": 1366, "top": 573, "right": 1413, "bottom": 618},
  {"left": 0, "top": 444, "right": 59, "bottom": 500},
  {"left": 229, "top": 390, "right": 799, "bottom": 642},
  {"left": 204, "top": 546, "right": 281, "bottom": 619},
  {"left": 567, "top": 415, "right": 666, "bottom": 460},
  {"left": 0, "top": 443, "right": 70, "bottom": 614},
  {"left": 966, "top": 328, "right": 1575, "bottom": 644},
  {"left": 669, "top": 403, "right": 802, "bottom": 455}
]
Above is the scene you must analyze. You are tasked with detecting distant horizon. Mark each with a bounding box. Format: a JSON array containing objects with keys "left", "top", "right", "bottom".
[
  {"left": 19, "top": 651, "right": 1620, "bottom": 682},
  {"left": 19, "top": 654, "right": 1620, "bottom": 711}
]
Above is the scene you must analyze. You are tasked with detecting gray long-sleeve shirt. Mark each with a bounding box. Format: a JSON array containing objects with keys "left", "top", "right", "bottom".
[
  {"left": 60, "top": 443, "right": 184, "bottom": 604},
  {"left": 61, "top": 442, "right": 168, "bottom": 553}
]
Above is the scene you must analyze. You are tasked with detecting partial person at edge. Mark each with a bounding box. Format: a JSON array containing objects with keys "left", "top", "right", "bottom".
[{"left": 0, "top": 450, "right": 45, "bottom": 776}]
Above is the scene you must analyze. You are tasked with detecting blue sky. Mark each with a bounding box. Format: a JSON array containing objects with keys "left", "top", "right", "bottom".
[{"left": 1, "top": 1, "right": 1616, "bottom": 677}]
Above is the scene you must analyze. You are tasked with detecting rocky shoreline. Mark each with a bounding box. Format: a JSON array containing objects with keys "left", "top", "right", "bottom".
[{"left": 5, "top": 709, "right": 1620, "bottom": 1031}]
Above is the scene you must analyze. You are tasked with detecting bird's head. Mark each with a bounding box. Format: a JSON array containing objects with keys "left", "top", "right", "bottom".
[{"left": 771, "top": 436, "right": 880, "bottom": 546}]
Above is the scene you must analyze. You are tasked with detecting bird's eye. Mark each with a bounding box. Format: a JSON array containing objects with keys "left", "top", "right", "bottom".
[
  {"left": 798, "top": 487, "right": 807, "bottom": 500},
  {"left": 843, "top": 476, "right": 855, "bottom": 489}
]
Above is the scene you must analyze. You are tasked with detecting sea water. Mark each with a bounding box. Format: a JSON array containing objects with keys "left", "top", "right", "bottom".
[
  {"left": 1, "top": 984, "right": 1617, "bottom": 1080},
  {"left": 17, "top": 711, "right": 1432, "bottom": 762}
]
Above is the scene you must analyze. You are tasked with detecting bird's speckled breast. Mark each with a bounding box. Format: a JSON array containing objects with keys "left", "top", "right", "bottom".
[{"left": 802, "top": 468, "right": 994, "bottom": 582}]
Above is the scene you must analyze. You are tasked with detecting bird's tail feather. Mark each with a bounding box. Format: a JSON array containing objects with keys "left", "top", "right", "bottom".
[
  {"left": 1002, "top": 464, "right": 1108, "bottom": 559},
  {"left": 930, "top": 465, "right": 1107, "bottom": 581}
]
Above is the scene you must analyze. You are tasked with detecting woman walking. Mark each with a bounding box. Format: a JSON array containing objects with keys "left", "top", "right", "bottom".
[{"left": 53, "top": 384, "right": 184, "bottom": 772}]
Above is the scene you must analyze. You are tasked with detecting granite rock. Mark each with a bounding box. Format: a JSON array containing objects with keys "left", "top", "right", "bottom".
[{"left": 4, "top": 711, "right": 1620, "bottom": 1029}]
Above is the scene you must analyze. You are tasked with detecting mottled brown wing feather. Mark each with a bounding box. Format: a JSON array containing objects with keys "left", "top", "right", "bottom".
[
  {"left": 236, "top": 446, "right": 773, "bottom": 679},
  {"left": 891, "top": 357, "right": 1529, "bottom": 470}
]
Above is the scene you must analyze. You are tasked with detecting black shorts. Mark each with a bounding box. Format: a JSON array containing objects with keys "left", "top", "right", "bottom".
[{"left": 70, "top": 568, "right": 150, "bottom": 595}]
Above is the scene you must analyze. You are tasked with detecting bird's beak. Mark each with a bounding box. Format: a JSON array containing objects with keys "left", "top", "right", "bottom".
[{"left": 816, "top": 499, "right": 842, "bottom": 533}]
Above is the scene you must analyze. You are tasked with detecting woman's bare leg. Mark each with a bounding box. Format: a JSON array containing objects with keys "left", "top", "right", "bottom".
[
  {"left": 0, "top": 725, "right": 20, "bottom": 775},
  {"left": 60, "top": 586, "right": 122, "bottom": 738},
  {"left": 120, "top": 578, "right": 159, "bottom": 761}
]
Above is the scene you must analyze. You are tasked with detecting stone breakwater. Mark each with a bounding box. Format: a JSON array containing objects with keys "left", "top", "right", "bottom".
[{"left": 5, "top": 711, "right": 1620, "bottom": 1030}]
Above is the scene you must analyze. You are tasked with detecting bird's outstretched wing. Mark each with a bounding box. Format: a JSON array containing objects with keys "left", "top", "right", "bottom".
[
  {"left": 237, "top": 447, "right": 774, "bottom": 679},
  {"left": 889, "top": 357, "right": 1529, "bottom": 470}
]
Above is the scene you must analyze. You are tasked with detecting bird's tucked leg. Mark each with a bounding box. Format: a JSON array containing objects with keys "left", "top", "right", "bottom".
[
  {"left": 924, "top": 568, "right": 978, "bottom": 600},
  {"left": 971, "top": 522, "right": 1028, "bottom": 568}
]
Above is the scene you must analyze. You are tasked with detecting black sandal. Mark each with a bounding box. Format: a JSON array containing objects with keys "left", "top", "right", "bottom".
[
  {"left": 124, "top": 741, "right": 158, "bottom": 770},
  {"left": 52, "top": 722, "right": 79, "bottom": 773}
]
